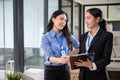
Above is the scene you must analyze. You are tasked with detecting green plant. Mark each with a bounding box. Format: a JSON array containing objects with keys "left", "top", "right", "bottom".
[{"left": 6, "top": 71, "right": 21, "bottom": 80}]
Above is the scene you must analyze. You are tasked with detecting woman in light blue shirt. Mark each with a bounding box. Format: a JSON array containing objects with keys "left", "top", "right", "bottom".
[{"left": 40, "top": 10, "right": 79, "bottom": 80}]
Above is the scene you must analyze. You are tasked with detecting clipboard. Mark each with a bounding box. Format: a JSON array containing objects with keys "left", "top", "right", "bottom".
[{"left": 69, "top": 52, "right": 95, "bottom": 70}]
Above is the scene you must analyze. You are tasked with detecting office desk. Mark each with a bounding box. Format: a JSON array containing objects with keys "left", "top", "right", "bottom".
[{"left": 24, "top": 68, "right": 44, "bottom": 80}]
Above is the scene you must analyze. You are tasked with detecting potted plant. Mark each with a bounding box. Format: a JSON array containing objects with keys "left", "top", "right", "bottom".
[{"left": 6, "top": 71, "right": 21, "bottom": 80}]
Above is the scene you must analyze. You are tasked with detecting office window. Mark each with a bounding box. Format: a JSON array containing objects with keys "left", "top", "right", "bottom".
[
  {"left": 0, "top": 0, "right": 14, "bottom": 80},
  {"left": 24, "top": 0, "right": 44, "bottom": 69}
]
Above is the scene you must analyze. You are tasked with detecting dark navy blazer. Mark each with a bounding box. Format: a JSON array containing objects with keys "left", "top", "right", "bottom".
[{"left": 79, "top": 28, "right": 113, "bottom": 80}]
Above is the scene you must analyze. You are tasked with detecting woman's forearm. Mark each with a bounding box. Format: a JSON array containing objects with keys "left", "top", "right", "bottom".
[{"left": 70, "top": 49, "right": 79, "bottom": 56}]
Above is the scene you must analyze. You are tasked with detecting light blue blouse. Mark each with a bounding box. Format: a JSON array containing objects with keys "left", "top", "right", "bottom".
[{"left": 40, "top": 29, "right": 79, "bottom": 66}]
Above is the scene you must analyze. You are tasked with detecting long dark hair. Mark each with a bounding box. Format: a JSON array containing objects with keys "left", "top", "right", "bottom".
[
  {"left": 45, "top": 10, "right": 72, "bottom": 48},
  {"left": 86, "top": 8, "right": 102, "bottom": 20},
  {"left": 86, "top": 8, "right": 106, "bottom": 31},
  {"left": 99, "top": 19, "right": 107, "bottom": 31}
]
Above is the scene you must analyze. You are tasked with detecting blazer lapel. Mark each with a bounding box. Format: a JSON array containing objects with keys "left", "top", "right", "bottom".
[
  {"left": 80, "top": 32, "right": 88, "bottom": 53},
  {"left": 84, "top": 34, "right": 88, "bottom": 51},
  {"left": 89, "top": 29, "right": 103, "bottom": 50}
]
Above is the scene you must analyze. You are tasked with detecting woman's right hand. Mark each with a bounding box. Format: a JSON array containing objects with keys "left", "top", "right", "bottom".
[
  {"left": 49, "top": 56, "right": 69, "bottom": 64},
  {"left": 60, "top": 56, "right": 69, "bottom": 64}
]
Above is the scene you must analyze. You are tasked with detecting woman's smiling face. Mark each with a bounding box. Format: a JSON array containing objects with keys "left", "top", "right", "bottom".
[
  {"left": 52, "top": 13, "right": 67, "bottom": 31},
  {"left": 85, "top": 12, "right": 99, "bottom": 29}
]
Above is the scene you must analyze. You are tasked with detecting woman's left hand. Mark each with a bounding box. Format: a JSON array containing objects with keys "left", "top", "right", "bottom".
[{"left": 74, "top": 59, "right": 93, "bottom": 69}]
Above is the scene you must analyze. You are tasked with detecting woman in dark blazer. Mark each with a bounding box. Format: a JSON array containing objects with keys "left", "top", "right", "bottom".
[{"left": 74, "top": 8, "right": 113, "bottom": 80}]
